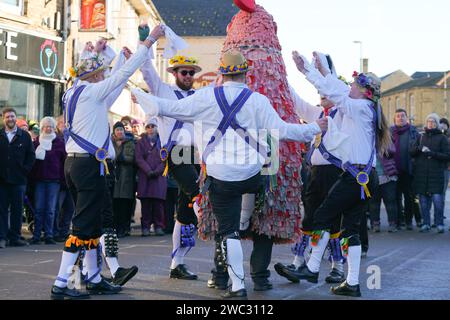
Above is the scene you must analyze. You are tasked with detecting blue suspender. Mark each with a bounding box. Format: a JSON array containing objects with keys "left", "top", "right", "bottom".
[
  {"left": 315, "top": 105, "right": 377, "bottom": 199},
  {"left": 159, "top": 90, "right": 195, "bottom": 161},
  {"left": 63, "top": 85, "right": 110, "bottom": 176},
  {"left": 305, "top": 108, "right": 338, "bottom": 165},
  {"left": 202, "top": 86, "right": 267, "bottom": 163}
]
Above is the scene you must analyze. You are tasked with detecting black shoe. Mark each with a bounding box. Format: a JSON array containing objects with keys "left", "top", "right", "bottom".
[
  {"left": 8, "top": 239, "right": 29, "bottom": 247},
  {"left": 170, "top": 264, "right": 198, "bottom": 280},
  {"left": 86, "top": 278, "right": 122, "bottom": 295},
  {"left": 221, "top": 287, "right": 248, "bottom": 299},
  {"left": 50, "top": 285, "right": 90, "bottom": 300},
  {"left": 325, "top": 268, "right": 345, "bottom": 283},
  {"left": 295, "top": 265, "right": 319, "bottom": 283},
  {"left": 253, "top": 279, "right": 273, "bottom": 291},
  {"left": 28, "top": 238, "right": 41, "bottom": 245},
  {"left": 207, "top": 269, "right": 229, "bottom": 290},
  {"left": 154, "top": 228, "right": 165, "bottom": 236},
  {"left": 54, "top": 236, "right": 67, "bottom": 243},
  {"left": 113, "top": 266, "right": 138, "bottom": 286},
  {"left": 331, "top": 281, "right": 361, "bottom": 297},
  {"left": 274, "top": 262, "right": 300, "bottom": 283},
  {"left": 45, "top": 238, "right": 57, "bottom": 245}
]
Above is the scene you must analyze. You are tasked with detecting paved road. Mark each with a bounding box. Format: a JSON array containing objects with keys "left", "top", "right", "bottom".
[{"left": 1, "top": 192, "right": 449, "bottom": 300}]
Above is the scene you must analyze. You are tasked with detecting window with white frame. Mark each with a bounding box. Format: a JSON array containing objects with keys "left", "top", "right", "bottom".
[
  {"left": 409, "top": 94, "right": 415, "bottom": 119},
  {"left": 0, "top": 0, "right": 23, "bottom": 15},
  {"left": 396, "top": 97, "right": 401, "bottom": 109}
]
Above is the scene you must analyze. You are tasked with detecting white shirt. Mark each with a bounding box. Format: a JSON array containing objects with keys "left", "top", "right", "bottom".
[
  {"left": 136, "top": 81, "right": 321, "bottom": 182},
  {"left": 65, "top": 44, "right": 149, "bottom": 159},
  {"left": 140, "top": 58, "right": 195, "bottom": 147},
  {"left": 306, "top": 69, "right": 376, "bottom": 167},
  {"left": 5, "top": 126, "right": 17, "bottom": 143},
  {"left": 290, "top": 85, "right": 345, "bottom": 166}
]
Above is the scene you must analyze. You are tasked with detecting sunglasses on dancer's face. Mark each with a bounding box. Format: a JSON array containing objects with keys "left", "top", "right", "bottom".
[{"left": 178, "top": 70, "right": 196, "bottom": 77}]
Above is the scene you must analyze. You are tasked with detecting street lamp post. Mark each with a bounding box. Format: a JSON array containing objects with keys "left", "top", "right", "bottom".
[{"left": 353, "top": 40, "right": 363, "bottom": 73}]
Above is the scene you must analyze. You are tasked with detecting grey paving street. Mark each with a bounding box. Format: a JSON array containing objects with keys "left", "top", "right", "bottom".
[{"left": 1, "top": 191, "right": 449, "bottom": 300}]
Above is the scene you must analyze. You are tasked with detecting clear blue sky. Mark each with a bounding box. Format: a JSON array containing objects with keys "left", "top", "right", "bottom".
[{"left": 257, "top": 0, "right": 450, "bottom": 103}]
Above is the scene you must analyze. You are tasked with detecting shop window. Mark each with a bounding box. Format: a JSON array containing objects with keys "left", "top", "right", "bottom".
[
  {"left": 0, "top": 0, "right": 23, "bottom": 15},
  {"left": 0, "top": 76, "right": 44, "bottom": 121}
]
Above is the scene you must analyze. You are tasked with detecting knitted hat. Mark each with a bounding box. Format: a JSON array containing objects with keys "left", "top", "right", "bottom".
[
  {"left": 426, "top": 113, "right": 441, "bottom": 126},
  {"left": 113, "top": 121, "right": 125, "bottom": 131}
]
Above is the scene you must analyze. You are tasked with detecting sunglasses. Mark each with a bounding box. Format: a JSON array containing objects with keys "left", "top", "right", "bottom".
[{"left": 179, "top": 70, "right": 195, "bottom": 76}]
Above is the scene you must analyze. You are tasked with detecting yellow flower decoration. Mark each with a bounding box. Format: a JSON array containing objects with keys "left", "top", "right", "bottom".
[{"left": 69, "top": 67, "right": 77, "bottom": 78}]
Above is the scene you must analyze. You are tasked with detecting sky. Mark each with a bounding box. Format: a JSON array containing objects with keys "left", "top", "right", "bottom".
[{"left": 256, "top": 0, "right": 450, "bottom": 103}]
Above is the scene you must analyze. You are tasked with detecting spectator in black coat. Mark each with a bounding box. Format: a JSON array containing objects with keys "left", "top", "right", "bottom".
[
  {"left": 411, "top": 113, "right": 450, "bottom": 233},
  {"left": 0, "top": 107, "right": 35, "bottom": 248}
]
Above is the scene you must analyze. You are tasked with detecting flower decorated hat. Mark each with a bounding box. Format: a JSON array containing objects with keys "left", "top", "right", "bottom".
[
  {"left": 69, "top": 55, "right": 107, "bottom": 81},
  {"left": 167, "top": 55, "right": 202, "bottom": 73},
  {"left": 353, "top": 71, "right": 381, "bottom": 102},
  {"left": 218, "top": 51, "right": 250, "bottom": 75}
]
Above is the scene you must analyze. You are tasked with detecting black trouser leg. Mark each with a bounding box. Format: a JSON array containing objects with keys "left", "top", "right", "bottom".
[
  {"left": 169, "top": 161, "right": 199, "bottom": 225},
  {"left": 250, "top": 232, "right": 274, "bottom": 284}
]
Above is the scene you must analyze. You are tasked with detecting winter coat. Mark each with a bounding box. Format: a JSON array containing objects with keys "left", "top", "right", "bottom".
[
  {"left": 112, "top": 137, "right": 136, "bottom": 199},
  {"left": 379, "top": 143, "right": 398, "bottom": 177},
  {"left": 30, "top": 136, "right": 66, "bottom": 182},
  {"left": 0, "top": 128, "right": 35, "bottom": 185},
  {"left": 410, "top": 128, "right": 450, "bottom": 194},
  {"left": 135, "top": 134, "right": 167, "bottom": 200}
]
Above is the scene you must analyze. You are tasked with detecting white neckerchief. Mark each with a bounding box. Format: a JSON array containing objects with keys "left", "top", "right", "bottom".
[{"left": 36, "top": 132, "right": 56, "bottom": 160}]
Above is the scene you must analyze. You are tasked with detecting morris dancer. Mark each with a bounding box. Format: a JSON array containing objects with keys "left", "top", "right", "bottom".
[
  {"left": 134, "top": 51, "right": 327, "bottom": 299},
  {"left": 50, "top": 26, "right": 163, "bottom": 299},
  {"left": 290, "top": 51, "right": 390, "bottom": 297},
  {"left": 138, "top": 24, "right": 201, "bottom": 280},
  {"left": 275, "top": 53, "right": 348, "bottom": 284}
]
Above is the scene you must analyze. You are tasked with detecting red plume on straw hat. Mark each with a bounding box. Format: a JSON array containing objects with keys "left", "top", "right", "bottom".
[{"left": 234, "top": 0, "right": 256, "bottom": 13}]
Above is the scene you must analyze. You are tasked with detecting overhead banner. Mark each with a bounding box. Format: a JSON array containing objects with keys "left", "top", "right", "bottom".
[{"left": 80, "top": 0, "right": 107, "bottom": 31}]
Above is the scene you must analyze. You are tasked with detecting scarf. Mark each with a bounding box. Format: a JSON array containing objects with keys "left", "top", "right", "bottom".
[
  {"left": 35, "top": 132, "right": 56, "bottom": 160},
  {"left": 392, "top": 124, "right": 410, "bottom": 170}
]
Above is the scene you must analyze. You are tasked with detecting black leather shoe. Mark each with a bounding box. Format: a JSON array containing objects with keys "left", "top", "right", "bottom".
[
  {"left": 274, "top": 263, "right": 300, "bottom": 283},
  {"left": 86, "top": 278, "right": 122, "bottom": 295},
  {"left": 113, "top": 266, "right": 138, "bottom": 286},
  {"left": 8, "top": 239, "right": 29, "bottom": 247},
  {"left": 54, "top": 236, "right": 67, "bottom": 243},
  {"left": 45, "top": 238, "right": 57, "bottom": 245},
  {"left": 331, "top": 281, "right": 361, "bottom": 297},
  {"left": 221, "top": 288, "right": 248, "bottom": 299},
  {"left": 170, "top": 264, "right": 198, "bottom": 280},
  {"left": 253, "top": 279, "right": 273, "bottom": 291},
  {"left": 50, "top": 285, "right": 90, "bottom": 300},
  {"left": 207, "top": 269, "right": 229, "bottom": 290},
  {"left": 295, "top": 265, "right": 319, "bottom": 283},
  {"left": 325, "top": 268, "right": 345, "bottom": 284}
]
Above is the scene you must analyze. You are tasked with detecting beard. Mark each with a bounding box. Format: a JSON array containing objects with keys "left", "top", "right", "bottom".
[
  {"left": 5, "top": 120, "right": 16, "bottom": 130},
  {"left": 175, "top": 77, "right": 193, "bottom": 91}
]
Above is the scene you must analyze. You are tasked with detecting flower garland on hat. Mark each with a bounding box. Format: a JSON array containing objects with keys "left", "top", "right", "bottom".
[
  {"left": 352, "top": 71, "right": 381, "bottom": 103},
  {"left": 169, "top": 55, "right": 198, "bottom": 66},
  {"left": 219, "top": 61, "right": 249, "bottom": 74}
]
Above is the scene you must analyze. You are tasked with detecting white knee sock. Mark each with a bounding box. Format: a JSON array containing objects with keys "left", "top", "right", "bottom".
[
  {"left": 307, "top": 231, "right": 330, "bottom": 273},
  {"left": 100, "top": 234, "right": 120, "bottom": 277},
  {"left": 240, "top": 194, "right": 255, "bottom": 231},
  {"left": 346, "top": 245, "right": 361, "bottom": 286},
  {"left": 223, "top": 238, "right": 245, "bottom": 291},
  {"left": 54, "top": 251, "right": 80, "bottom": 288},
  {"left": 84, "top": 249, "right": 101, "bottom": 284},
  {"left": 331, "top": 258, "right": 345, "bottom": 273},
  {"left": 171, "top": 221, "right": 189, "bottom": 269}
]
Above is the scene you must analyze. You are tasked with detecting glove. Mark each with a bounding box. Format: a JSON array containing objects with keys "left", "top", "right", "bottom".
[
  {"left": 138, "top": 24, "right": 150, "bottom": 42},
  {"left": 147, "top": 170, "right": 158, "bottom": 178}
]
